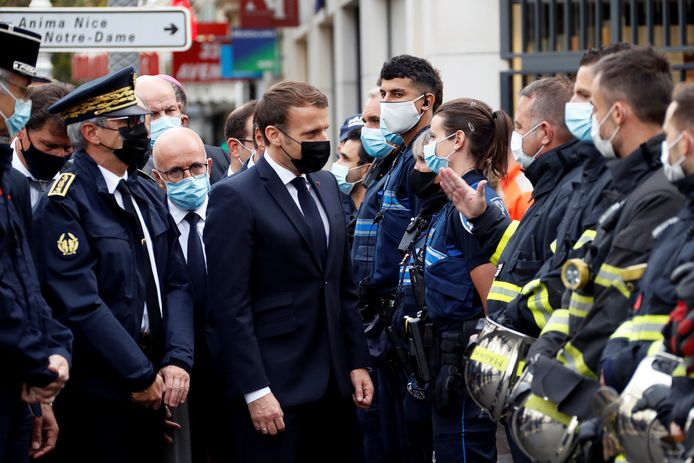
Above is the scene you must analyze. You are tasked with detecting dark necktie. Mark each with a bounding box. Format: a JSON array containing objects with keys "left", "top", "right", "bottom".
[
  {"left": 290, "top": 177, "right": 326, "bottom": 263},
  {"left": 116, "top": 180, "right": 163, "bottom": 344},
  {"left": 184, "top": 212, "right": 206, "bottom": 310}
]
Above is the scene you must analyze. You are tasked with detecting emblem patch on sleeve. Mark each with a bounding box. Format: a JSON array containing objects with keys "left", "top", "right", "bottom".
[
  {"left": 48, "top": 173, "right": 76, "bottom": 197},
  {"left": 57, "top": 232, "right": 79, "bottom": 256}
]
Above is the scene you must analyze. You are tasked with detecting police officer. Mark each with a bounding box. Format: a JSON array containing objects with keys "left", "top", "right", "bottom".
[
  {"left": 32, "top": 67, "right": 194, "bottom": 461},
  {"left": 422, "top": 98, "right": 511, "bottom": 462},
  {"left": 0, "top": 23, "right": 73, "bottom": 462}
]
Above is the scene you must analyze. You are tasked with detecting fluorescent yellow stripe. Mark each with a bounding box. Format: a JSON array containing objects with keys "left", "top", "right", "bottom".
[
  {"left": 540, "top": 309, "right": 570, "bottom": 335},
  {"left": 527, "top": 282, "right": 554, "bottom": 330},
  {"left": 627, "top": 314, "right": 669, "bottom": 342},
  {"left": 524, "top": 394, "right": 572, "bottom": 426},
  {"left": 647, "top": 341, "right": 664, "bottom": 357},
  {"left": 673, "top": 365, "right": 687, "bottom": 377},
  {"left": 573, "top": 229, "right": 597, "bottom": 250},
  {"left": 550, "top": 240, "right": 557, "bottom": 254},
  {"left": 516, "top": 360, "right": 526, "bottom": 377},
  {"left": 490, "top": 220, "right": 520, "bottom": 266},
  {"left": 594, "top": 263, "right": 631, "bottom": 298},
  {"left": 614, "top": 454, "right": 627, "bottom": 462},
  {"left": 609, "top": 320, "right": 633, "bottom": 340},
  {"left": 568, "top": 292, "right": 593, "bottom": 319},
  {"left": 469, "top": 345, "right": 510, "bottom": 372},
  {"left": 558, "top": 342, "right": 597, "bottom": 379},
  {"left": 487, "top": 280, "right": 522, "bottom": 303}
]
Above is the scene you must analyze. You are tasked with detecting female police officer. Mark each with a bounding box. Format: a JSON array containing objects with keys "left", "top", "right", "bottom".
[{"left": 421, "top": 98, "right": 512, "bottom": 463}]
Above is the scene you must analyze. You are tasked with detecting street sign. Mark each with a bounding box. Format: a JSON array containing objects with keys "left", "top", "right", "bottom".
[
  {"left": 173, "top": 41, "right": 223, "bottom": 83},
  {"left": 0, "top": 7, "right": 192, "bottom": 52},
  {"left": 230, "top": 29, "right": 278, "bottom": 74},
  {"left": 240, "top": 0, "right": 298, "bottom": 29}
]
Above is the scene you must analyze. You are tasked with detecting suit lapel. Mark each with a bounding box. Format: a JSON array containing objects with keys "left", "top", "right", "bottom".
[
  {"left": 257, "top": 157, "right": 324, "bottom": 271},
  {"left": 307, "top": 172, "right": 340, "bottom": 274}
]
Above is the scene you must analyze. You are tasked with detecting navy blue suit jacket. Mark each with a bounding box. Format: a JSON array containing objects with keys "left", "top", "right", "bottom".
[{"left": 204, "top": 155, "right": 370, "bottom": 407}]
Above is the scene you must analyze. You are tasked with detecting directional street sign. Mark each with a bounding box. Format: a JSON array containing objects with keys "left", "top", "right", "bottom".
[{"left": 0, "top": 7, "right": 192, "bottom": 52}]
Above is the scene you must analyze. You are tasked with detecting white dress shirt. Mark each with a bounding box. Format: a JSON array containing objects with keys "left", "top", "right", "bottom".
[
  {"left": 243, "top": 153, "right": 330, "bottom": 404},
  {"left": 168, "top": 197, "right": 207, "bottom": 264},
  {"left": 11, "top": 139, "right": 61, "bottom": 207},
  {"left": 98, "top": 165, "right": 163, "bottom": 333}
]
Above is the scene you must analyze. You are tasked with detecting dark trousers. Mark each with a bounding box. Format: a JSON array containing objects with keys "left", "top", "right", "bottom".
[
  {"left": 0, "top": 383, "right": 31, "bottom": 463},
  {"left": 231, "top": 381, "right": 355, "bottom": 463},
  {"left": 48, "top": 388, "right": 165, "bottom": 463},
  {"left": 431, "top": 393, "right": 497, "bottom": 463}
]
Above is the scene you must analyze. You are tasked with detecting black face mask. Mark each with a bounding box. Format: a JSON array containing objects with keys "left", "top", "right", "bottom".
[
  {"left": 108, "top": 123, "right": 151, "bottom": 168},
  {"left": 20, "top": 135, "right": 71, "bottom": 181},
  {"left": 409, "top": 169, "right": 441, "bottom": 199},
  {"left": 278, "top": 128, "right": 331, "bottom": 174}
]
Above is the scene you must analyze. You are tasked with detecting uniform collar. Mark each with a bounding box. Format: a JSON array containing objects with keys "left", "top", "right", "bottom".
[
  {"left": 462, "top": 168, "right": 487, "bottom": 186},
  {"left": 524, "top": 138, "right": 581, "bottom": 199},
  {"left": 168, "top": 196, "right": 208, "bottom": 225},
  {"left": 97, "top": 164, "right": 128, "bottom": 194},
  {"left": 610, "top": 133, "right": 665, "bottom": 195}
]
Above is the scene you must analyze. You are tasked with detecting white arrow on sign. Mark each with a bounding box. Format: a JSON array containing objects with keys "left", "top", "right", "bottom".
[{"left": 0, "top": 7, "right": 192, "bottom": 52}]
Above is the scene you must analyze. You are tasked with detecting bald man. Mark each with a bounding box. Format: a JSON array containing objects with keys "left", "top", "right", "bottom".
[
  {"left": 137, "top": 76, "right": 230, "bottom": 183},
  {"left": 152, "top": 127, "right": 225, "bottom": 462}
]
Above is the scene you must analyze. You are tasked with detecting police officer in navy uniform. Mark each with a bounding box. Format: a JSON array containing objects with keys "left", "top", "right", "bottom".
[
  {"left": 31, "top": 67, "right": 194, "bottom": 462},
  {"left": 0, "top": 23, "right": 73, "bottom": 462}
]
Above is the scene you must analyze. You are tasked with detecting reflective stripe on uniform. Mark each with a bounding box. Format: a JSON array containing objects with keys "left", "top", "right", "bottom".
[
  {"left": 627, "top": 314, "right": 669, "bottom": 342},
  {"left": 594, "top": 263, "right": 631, "bottom": 299},
  {"left": 614, "top": 454, "right": 627, "bottom": 462},
  {"left": 382, "top": 190, "right": 409, "bottom": 211},
  {"left": 524, "top": 394, "right": 572, "bottom": 426},
  {"left": 487, "top": 280, "right": 522, "bottom": 303},
  {"left": 550, "top": 240, "right": 557, "bottom": 254},
  {"left": 520, "top": 279, "right": 554, "bottom": 330},
  {"left": 490, "top": 220, "right": 520, "bottom": 266},
  {"left": 647, "top": 341, "right": 664, "bottom": 357},
  {"left": 558, "top": 342, "right": 597, "bottom": 379},
  {"left": 609, "top": 320, "right": 633, "bottom": 340},
  {"left": 355, "top": 219, "right": 378, "bottom": 237},
  {"left": 572, "top": 229, "right": 597, "bottom": 250},
  {"left": 540, "top": 309, "right": 570, "bottom": 336},
  {"left": 568, "top": 292, "right": 593, "bottom": 320}
]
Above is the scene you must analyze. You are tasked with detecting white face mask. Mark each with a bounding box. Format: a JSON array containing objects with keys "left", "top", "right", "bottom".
[
  {"left": 380, "top": 94, "right": 426, "bottom": 135},
  {"left": 661, "top": 133, "right": 686, "bottom": 183},
  {"left": 511, "top": 122, "right": 544, "bottom": 169},
  {"left": 591, "top": 104, "right": 620, "bottom": 159}
]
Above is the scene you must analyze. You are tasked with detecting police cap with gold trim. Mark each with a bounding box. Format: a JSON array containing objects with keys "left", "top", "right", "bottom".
[
  {"left": 0, "top": 22, "right": 50, "bottom": 82},
  {"left": 48, "top": 66, "right": 148, "bottom": 125}
]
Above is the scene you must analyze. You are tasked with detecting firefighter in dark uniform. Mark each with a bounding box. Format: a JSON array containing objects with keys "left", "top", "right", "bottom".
[
  {"left": 31, "top": 67, "right": 194, "bottom": 462},
  {"left": 515, "top": 49, "right": 684, "bottom": 456},
  {"left": 0, "top": 23, "right": 73, "bottom": 462},
  {"left": 601, "top": 84, "right": 694, "bottom": 394}
]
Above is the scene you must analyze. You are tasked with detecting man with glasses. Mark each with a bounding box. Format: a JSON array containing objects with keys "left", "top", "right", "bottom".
[
  {"left": 32, "top": 66, "right": 194, "bottom": 461},
  {"left": 224, "top": 100, "right": 258, "bottom": 176},
  {"left": 0, "top": 23, "right": 73, "bottom": 462}
]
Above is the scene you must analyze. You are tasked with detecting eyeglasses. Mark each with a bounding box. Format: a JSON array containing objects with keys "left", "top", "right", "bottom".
[
  {"left": 156, "top": 162, "right": 208, "bottom": 182},
  {"left": 105, "top": 114, "right": 147, "bottom": 130}
]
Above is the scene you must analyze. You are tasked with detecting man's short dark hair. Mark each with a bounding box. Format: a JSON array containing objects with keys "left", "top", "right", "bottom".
[
  {"left": 255, "top": 81, "right": 328, "bottom": 144},
  {"left": 670, "top": 83, "right": 694, "bottom": 131},
  {"left": 26, "top": 82, "right": 74, "bottom": 132},
  {"left": 379, "top": 55, "right": 444, "bottom": 112},
  {"left": 594, "top": 46, "right": 672, "bottom": 126},
  {"left": 579, "top": 43, "right": 635, "bottom": 67},
  {"left": 520, "top": 76, "right": 573, "bottom": 130},
  {"left": 344, "top": 128, "right": 371, "bottom": 165},
  {"left": 225, "top": 100, "right": 257, "bottom": 141}
]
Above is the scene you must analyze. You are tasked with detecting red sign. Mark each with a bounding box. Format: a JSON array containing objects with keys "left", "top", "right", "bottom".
[
  {"left": 71, "top": 53, "right": 159, "bottom": 82},
  {"left": 240, "top": 0, "right": 299, "bottom": 29},
  {"left": 172, "top": 41, "right": 223, "bottom": 82}
]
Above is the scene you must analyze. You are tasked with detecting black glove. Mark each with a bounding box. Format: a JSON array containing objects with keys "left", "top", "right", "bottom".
[
  {"left": 632, "top": 384, "right": 673, "bottom": 425},
  {"left": 433, "top": 364, "right": 464, "bottom": 414}
]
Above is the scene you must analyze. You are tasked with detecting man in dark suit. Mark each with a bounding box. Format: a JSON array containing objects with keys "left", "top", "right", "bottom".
[{"left": 205, "top": 81, "right": 373, "bottom": 462}]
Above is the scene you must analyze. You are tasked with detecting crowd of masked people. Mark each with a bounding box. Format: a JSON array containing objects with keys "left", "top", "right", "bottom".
[{"left": 3, "top": 19, "right": 694, "bottom": 463}]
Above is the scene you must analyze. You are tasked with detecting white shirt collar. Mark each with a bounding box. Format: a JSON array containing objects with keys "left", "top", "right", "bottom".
[
  {"left": 247, "top": 154, "right": 256, "bottom": 169},
  {"left": 168, "top": 196, "right": 208, "bottom": 225},
  {"left": 265, "top": 151, "right": 304, "bottom": 185},
  {"left": 10, "top": 139, "right": 63, "bottom": 182},
  {"left": 97, "top": 165, "right": 128, "bottom": 194}
]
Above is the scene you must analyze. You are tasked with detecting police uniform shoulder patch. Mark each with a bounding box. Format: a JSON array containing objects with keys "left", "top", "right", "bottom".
[
  {"left": 48, "top": 173, "right": 76, "bottom": 198},
  {"left": 57, "top": 232, "right": 79, "bottom": 257}
]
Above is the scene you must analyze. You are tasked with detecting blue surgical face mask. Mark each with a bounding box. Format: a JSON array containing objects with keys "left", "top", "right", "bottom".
[
  {"left": 330, "top": 162, "right": 365, "bottom": 195},
  {"left": 0, "top": 81, "right": 32, "bottom": 138},
  {"left": 150, "top": 116, "right": 182, "bottom": 147},
  {"left": 564, "top": 102, "right": 593, "bottom": 143},
  {"left": 360, "top": 119, "right": 404, "bottom": 159},
  {"left": 166, "top": 172, "right": 210, "bottom": 211},
  {"left": 423, "top": 133, "right": 456, "bottom": 174}
]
